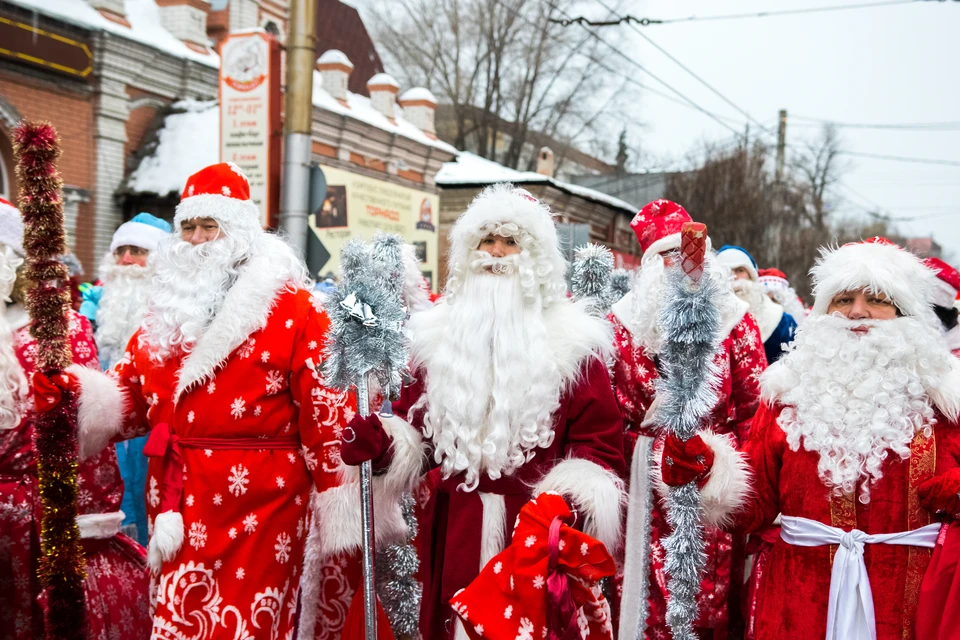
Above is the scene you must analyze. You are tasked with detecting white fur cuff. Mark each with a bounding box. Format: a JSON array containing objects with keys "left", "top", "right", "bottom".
[
  {"left": 148, "top": 510, "right": 184, "bottom": 574},
  {"left": 67, "top": 364, "right": 128, "bottom": 460},
  {"left": 311, "top": 479, "right": 410, "bottom": 559},
  {"left": 533, "top": 457, "right": 626, "bottom": 555}
]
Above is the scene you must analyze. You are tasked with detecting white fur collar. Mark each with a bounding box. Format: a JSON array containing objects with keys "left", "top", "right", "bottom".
[
  {"left": 753, "top": 296, "right": 785, "bottom": 343},
  {"left": 611, "top": 290, "right": 749, "bottom": 353},
  {"left": 761, "top": 356, "right": 960, "bottom": 422},
  {"left": 174, "top": 235, "right": 301, "bottom": 402}
]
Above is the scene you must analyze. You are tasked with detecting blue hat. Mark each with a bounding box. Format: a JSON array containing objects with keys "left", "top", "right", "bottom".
[
  {"left": 716, "top": 245, "right": 758, "bottom": 280},
  {"left": 110, "top": 213, "right": 172, "bottom": 253}
]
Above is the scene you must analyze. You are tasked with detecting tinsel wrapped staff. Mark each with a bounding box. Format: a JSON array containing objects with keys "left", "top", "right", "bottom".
[
  {"left": 570, "top": 243, "right": 616, "bottom": 315},
  {"left": 608, "top": 268, "right": 632, "bottom": 306},
  {"left": 13, "top": 121, "right": 87, "bottom": 638},
  {"left": 656, "top": 222, "right": 722, "bottom": 640},
  {"left": 322, "top": 236, "right": 408, "bottom": 640}
]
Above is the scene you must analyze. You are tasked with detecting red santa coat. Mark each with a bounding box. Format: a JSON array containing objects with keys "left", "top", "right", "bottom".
[
  {"left": 728, "top": 400, "right": 960, "bottom": 640},
  {"left": 609, "top": 293, "right": 767, "bottom": 640},
  {"left": 0, "top": 312, "right": 150, "bottom": 640},
  {"left": 74, "top": 260, "right": 358, "bottom": 639}
]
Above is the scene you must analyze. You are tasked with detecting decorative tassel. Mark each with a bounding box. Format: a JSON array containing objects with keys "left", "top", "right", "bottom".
[
  {"left": 14, "top": 121, "right": 86, "bottom": 639},
  {"left": 570, "top": 243, "right": 616, "bottom": 315},
  {"left": 608, "top": 268, "right": 631, "bottom": 305}
]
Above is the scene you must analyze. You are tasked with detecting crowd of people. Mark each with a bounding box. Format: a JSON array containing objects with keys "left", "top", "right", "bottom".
[{"left": 1, "top": 162, "right": 960, "bottom": 640}]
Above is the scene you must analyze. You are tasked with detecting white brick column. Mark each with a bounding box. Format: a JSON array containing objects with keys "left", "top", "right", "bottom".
[{"left": 92, "top": 53, "right": 130, "bottom": 259}]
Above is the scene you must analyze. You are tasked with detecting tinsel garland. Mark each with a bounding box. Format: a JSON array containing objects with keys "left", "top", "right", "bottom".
[
  {"left": 608, "top": 268, "right": 631, "bottom": 305},
  {"left": 570, "top": 243, "right": 615, "bottom": 315},
  {"left": 375, "top": 492, "right": 422, "bottom": 639},
  {"left": 14, "top": 121, "right": 86, "bottom": 638},
  {"left": 656, "top": 256, "right": 722, "bottom": 640}
]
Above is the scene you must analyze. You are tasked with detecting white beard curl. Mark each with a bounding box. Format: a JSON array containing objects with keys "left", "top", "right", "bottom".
[
  {"left": 0, "top": 246, "right": 26, "bottom": 430},
  {"left": 775, "top": 314, "right": 952, "bottom": 503},
  {"left": 139, "top": 228, "right": 256, "bottom": 362},
  {"left": 629, "top": 252, "right": 743, "bottom": 354},
  {"left": 95, "top": 254, "right": 154, "bottom": 368},
  {"left": 732, "top": 277, "right": 766, "bottom": 316},
  {"left": 408, "top": 259, "right": 562, "bottom": 492}
]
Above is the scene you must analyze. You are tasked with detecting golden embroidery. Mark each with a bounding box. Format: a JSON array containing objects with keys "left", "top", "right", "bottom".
[{"left": 902, "top": 429, "right": 936, "bottom": 640}]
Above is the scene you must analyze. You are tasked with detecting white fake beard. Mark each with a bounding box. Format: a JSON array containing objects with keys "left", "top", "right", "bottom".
[
  {"left": 769, "top": 288, "right": 807, "bottom": 324},
  {"left": 0, "top": 247, "right": 26, "bottom": 429},
  {"left": 410, "top": 261, "right": 561, "bottom": 492},
  {"left": 732, "top": 277, "right": 767, "bottom": 318},
  {"left": 139, "top": 233, "right": 251, "bottom": 361},
  {"left": 95, "top": 256, "right": 154, "bottom": 367},
  {"left": 776, "top": 314, "right": 953, "bottom": 503}
]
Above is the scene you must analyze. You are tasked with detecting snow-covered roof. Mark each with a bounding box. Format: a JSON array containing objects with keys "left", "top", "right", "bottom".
[
  {"left": 400, "top": 88, "right": 438, "bottom": 104},
  {"left": 435, "top": 152, "right": 639, "bottom": 213},
  {"left": 317, "top": 49, "right": 353, "bottom": 68},
  {"left": 6, "top": 0, "right": 218, "bottom": 67},
  {"left": 312, "top": 70, "right": 458, "bottom": 154},
  {"left": 126, "top": 100, "right": 219, "bottom": 196},
  {"left": 367, "top": 73, "right": 400, "bottom": 89}
]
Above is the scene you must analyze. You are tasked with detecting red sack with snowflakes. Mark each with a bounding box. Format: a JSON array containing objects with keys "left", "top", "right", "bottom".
[{"left": 450, "top": 492, "right": 616, "bottom": 640}]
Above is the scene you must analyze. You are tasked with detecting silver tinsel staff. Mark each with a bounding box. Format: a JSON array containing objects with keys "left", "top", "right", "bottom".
[
  {"left": 322, "top": 236, "right": 408, "bottom": 640},
  {"left": 570, "top": 243, "right": 616, "bottom": 315},
  {"left": 609, "top": 268, "right": 632, "bottom": 305},
  {"left": 655, "top": 222, "right": 722, "bottom": 640}
]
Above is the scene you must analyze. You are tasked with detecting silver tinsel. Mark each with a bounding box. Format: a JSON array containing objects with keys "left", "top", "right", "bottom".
[
  {"left": 609, "top": 268, "right": 632, "bottom": 305},
  {"left": 570, "top": 243, "right": 616, "bottom": 315},
  {"left": 656, "top": 263, "right": 722, "bottom": 640},
  {"left": 375, "top": 493, "right": 422, "bottom": 638}
]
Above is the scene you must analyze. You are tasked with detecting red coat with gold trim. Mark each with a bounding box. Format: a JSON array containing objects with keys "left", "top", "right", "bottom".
[
  {"left": 72, "top": 246, "right": 358, "bottom": 640},
  {"left": 608, "top": 291, "right": 767, "bottom": 639}
]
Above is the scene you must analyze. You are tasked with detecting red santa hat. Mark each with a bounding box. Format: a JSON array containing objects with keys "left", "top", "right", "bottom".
[
  {"left": 174, "top": 162, "right": 260, "bottom": 231},
  {"left": 810, "top": 236, "right": 939, "bottom": 320},
  {"left": 630, "top": 199, "right": 709, "bottom": 263},
  {"left": 758, "top": 267, "right": 790, "bottom": 293},
  {"left": 924, "top": 257, "right": 960, "bottom": 309},
  {"left": 0, "top": 197, "right": 24, "bottom": 257}
]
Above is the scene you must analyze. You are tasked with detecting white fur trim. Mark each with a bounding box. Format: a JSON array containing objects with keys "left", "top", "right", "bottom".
[
  {"left": 759, "top": 359, "right": 796, "bottom": 404},
  {"left": 174, "top": 234, "right": 304, "bottom": 401},
  {"left": 753, "top": 298, "right": 785, "bottom": 343},
  {"left": 68, "top": 363, "right": 128, "bottom": 460},
  {"left": 378, "top": 414, "right": 427, "bottom": 497},
  {"left": 652, "top": 431, "right": 751, "bottom": 529},
  {"left": 77, "top": 510, "right": 125, "bottom": 539},
  {"left": 310, "top": 479, "right": 410, "bottom": 559},
  {"left": 810, "top": 242, "right": 939, "bottom": 322},
  {"left": 148, "top": 510, "right": 184, "bottom": 574},
  {"left": 927, "top": 356, "right": 960, "bottom": 423},
  {"left": 109, "top": 220, "right": 169, "bottom": 254},
  {"left": 716, "top": 247, "right": 759, "bottom": 281},
  {"left": 618, "top": 435, "right": 655, "bottom": 640},
  {"left": 947, "top": 326, "right": 960, "bottom": 353},
  {"left": 543, "top": 299, "right": 614, "bottom": 388},
  {"left": 933, "top": 278, "right": 959, "bottom": 309},
  {"left": 479, "top": 492, "right": 507, "bottom": 570},
  {"left": 173, "top": 193, "right": 260, "bottom": 228},
  {"left": 532, "top": 457, "right": 625, "bottom": 554}
]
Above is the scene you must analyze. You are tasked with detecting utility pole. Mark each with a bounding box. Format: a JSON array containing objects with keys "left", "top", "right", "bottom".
[
  {"left": 772, "top": 109, "right": 787, "bottom": 268},
  {"left": 279, "top": 0, "right": 317, "bottom": 256},
  {"left": 775, "top": 109, "right": 787, "bottom": 184}
]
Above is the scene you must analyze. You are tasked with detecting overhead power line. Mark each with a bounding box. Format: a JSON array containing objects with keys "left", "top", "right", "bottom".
[
  {"left": 790, "top": 116, "right": 960, "bottom": 131},
  {"left": 839, "top": 150, "right": 960, "bottom": 167}
]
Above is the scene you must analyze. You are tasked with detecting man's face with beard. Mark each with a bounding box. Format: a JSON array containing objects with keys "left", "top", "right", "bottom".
[
  {"left": 826, "top": 288, "right": 898, "bottom": 334},
  {"left": 180, "top": 217, "right": 222, "bottom": 245}
]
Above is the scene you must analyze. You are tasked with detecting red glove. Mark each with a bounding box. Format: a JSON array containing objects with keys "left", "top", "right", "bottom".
[
  {"left": 918, "top": 469, "right": 960, "bottom": 517},
  {"left": 340, "top": 412, "right": 390, "bottom": 467},
  {"left": 661, "top": 433, "right": 714, "bottom": 488},
  {"left": 31, "top": 371, "right": 79, "bottom": 413}
]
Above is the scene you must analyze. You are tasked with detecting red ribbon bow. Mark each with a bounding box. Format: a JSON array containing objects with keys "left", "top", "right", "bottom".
[
  {"left": 143, "top": 422, "right": 184, "bottom": 515},
  {"left": 31, "top": 371, "right": 79, "bottom": 414}
]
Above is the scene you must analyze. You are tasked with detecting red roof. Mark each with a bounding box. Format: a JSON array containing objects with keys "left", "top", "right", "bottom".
[{"left": 316, "top": 0, "right": 384, "bottom": 97}]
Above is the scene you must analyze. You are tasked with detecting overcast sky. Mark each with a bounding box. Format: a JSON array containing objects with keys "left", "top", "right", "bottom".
[
  {"left": 586, "top": 0, "right": 960, "bottom": 260},
  {"left": 353, "top": 0, "right": 959, "bottom": 260}
]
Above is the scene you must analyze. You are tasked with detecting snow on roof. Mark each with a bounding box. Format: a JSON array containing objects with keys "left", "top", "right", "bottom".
[
  {"left": 126, "top": 101, "right": 219, "bottom": 196},
  {"left": 312, "top": 70, "right": 458, "bottom": 155},
  {"left": 317, "top": 49, "right": 353, "bottom": 68},
  {"left": 367, "top": 73, "right": 400, "bottom": 89},
  {"left": 399, "top": 88, "right": 438, "bottom": 104},
  {"left": 6, "top": 0, "right": 218, "bottom": 67},
  {"left": 435, "top": 152, "right": 639, "bottom": 213}
]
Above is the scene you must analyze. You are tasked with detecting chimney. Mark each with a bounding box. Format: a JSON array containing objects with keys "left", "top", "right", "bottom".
[
  {"left": 536, "top": 147, "right": 555, "bottom": 177},
  {"left": 399, "top": 88, "right": 438, "bottom": 138},
  {"left": 156, "top": 0, "right": 211, "bottom": 48},
  {"left": 317, "top": 50, "right": 354, "bottom": 103},
  {"left": 87, "top": 0, "right": 128, "bottom": 24},
  {"left": 367, "top": 73, "right": 401, "bottom": 121}
]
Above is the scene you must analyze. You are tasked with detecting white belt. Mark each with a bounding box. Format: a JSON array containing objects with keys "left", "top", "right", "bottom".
[
  {"left": 76, "top": 510, "right": 125, "bottom": 539},
  {"left": 780, "top": 515, "right": 940, "bottom": 640}
]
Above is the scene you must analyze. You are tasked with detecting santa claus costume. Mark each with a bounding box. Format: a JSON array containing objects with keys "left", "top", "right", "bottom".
[
  {"left": 664, "top": 237, "right": 960, "bottom": 640},
  {"left": 0, "top": 201, "right": 150, "bottom": 639},
  {"left": 610, "top": 200, "right": 767, "bottom": 640},
  {"left": 924, "top": 257, "right": 960, "bottom": 357},
  {"left": 757, "top": 267, "right": 808, "bottom": 326},
  {"left": 334, "top": 184, "right": 626, "bottom": 640},
  {"left": 68, "top": 163, "right": 357, "bottom": 639}
]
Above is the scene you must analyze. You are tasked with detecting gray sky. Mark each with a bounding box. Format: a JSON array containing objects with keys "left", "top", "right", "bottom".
[{"left": 607, "top": 0, "right": 959, "bottom": 260}]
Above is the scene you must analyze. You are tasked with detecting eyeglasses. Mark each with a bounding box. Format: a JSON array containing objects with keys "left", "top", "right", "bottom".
[{"left": 113, "top": 245, "right": 149, "bottom": 258}]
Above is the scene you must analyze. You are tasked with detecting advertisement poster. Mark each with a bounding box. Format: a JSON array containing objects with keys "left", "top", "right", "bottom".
[{"left": 308, "top": 166, "right": 440, "bottom": 291}]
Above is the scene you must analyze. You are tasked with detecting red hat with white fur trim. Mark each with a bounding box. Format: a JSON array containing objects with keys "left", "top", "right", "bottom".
[
  {"left": 630, "top": 199, "right": 699, "bottom": 262},
  {"left": 810, "top": 236, "right": 939, "bottom": 321},
  {"left": 924, "top": 257, "right": 960, "bottom": 308},
  {"left": 758, "top": 268, "right": 790, "bottom": 293},
  {"left": 174, "top": 162, "right": 260, "bottom": 229}
]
